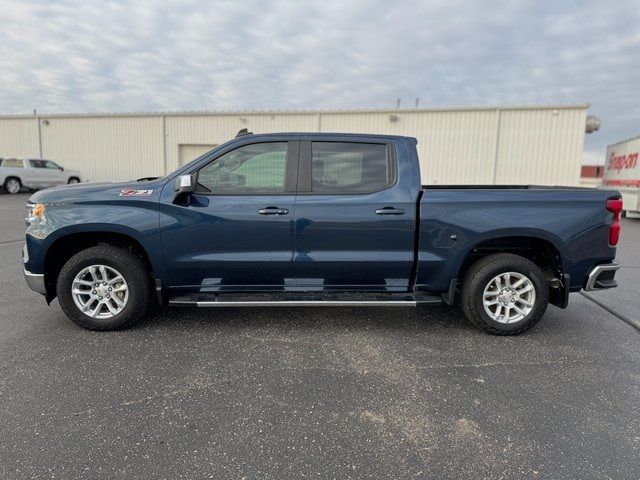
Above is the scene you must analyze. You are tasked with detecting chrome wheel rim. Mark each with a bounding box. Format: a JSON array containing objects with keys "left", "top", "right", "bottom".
[
  {"left": 482, "top": 272, "right": 536, "bottom": 324},
  {"left": 6, "top": 179, "right": 20, "bottom": 194},
  {"left": 71, "top": 265, "right": 129, "bottom": 319}
]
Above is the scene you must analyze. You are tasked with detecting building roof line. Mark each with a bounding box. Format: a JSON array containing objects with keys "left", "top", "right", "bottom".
[
  {"left": 607, "top": 134, "right": 640, "bottom": 148},
  {"left": 0, "top": 103, "right": 591, "bottom": 120}
]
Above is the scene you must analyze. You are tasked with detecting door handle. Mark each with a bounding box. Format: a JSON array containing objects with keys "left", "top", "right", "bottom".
[
  {"left": 375, "top": 207, "right": 405, "bottom": 215},
  {"left": 258, "top": 207, "right": 289, "bottom": 215}
]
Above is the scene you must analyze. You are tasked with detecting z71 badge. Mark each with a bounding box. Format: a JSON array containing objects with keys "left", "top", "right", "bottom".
[{"left": 119, "top": 189, "right": 154, "bottom": 196}]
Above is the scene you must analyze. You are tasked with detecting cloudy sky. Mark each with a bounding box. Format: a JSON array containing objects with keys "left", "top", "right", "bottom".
[{"left": 1, "top": 0, "right": 638, "bottom": 163}]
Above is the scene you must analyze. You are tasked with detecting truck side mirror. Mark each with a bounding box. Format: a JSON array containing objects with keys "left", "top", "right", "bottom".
[{"left": 174, "top": 174, "right": 196, "bottom": 194}]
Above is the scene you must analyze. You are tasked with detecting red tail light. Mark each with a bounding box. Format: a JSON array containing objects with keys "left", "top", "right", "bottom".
[{"left": 606, "top": 198, "right": 623, "bottom": 246}]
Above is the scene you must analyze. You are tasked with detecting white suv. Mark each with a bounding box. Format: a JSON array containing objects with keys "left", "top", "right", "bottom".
[{"left": 0, "top": 158, "right": 82, "bottom": 194}]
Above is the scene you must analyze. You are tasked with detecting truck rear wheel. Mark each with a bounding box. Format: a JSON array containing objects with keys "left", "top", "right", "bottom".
[
  {"left": 56, "top": 246, "right": 152, "bottom": 330},
  {"left": 461, "top": 253, "right": 549, "bottom": 335}
]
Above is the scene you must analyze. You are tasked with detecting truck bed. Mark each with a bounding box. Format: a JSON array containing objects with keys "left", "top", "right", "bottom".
[{"left": 416, "top": 185, "right": 618, "bottom": 294}]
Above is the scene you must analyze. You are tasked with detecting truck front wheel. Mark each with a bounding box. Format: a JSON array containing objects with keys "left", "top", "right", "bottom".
[
  {"left": 56, "top": 246, "right": 152, "bottom": 330},
  {"left": 461, "top": 253, "right": 549, "bottom": 335}
]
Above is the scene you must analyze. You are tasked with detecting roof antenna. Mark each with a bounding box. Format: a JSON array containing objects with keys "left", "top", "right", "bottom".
[{"left": 236, "top": 128, "right": 253, "bottom": 137}]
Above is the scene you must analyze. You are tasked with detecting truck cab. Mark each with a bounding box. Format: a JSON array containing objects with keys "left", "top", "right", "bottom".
[{"left": 161, "top": 133, "right": 417, "bottom": 293}]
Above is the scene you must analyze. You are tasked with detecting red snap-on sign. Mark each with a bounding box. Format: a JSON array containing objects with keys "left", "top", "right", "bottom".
[{"left": 607, "top": 151, "right": 639, "bottom": 172}]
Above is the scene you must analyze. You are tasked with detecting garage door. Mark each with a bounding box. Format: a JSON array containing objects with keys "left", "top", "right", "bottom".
[{"left": 178, "top": 144, "right": 218, "bottom": 166}]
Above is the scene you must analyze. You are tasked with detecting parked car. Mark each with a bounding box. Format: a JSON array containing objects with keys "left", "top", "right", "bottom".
[
  {"left": 22, "top": 131, "right": 622, "bottom": 334},
  {"left": 602, "top": 135, "right": 640, "bottom": 218},
  {"left": 0, "top": 158, "right": 81, "bottom": 194}
]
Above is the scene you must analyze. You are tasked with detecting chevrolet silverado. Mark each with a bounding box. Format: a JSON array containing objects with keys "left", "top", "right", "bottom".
[{"left": 23, "top": 131, "right": 622, "bottom": 334}]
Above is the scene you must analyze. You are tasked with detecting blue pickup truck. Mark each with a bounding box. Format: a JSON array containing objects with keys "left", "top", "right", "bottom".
[{"left": 23, "top": 130, "right": 622, "bottom": 334}]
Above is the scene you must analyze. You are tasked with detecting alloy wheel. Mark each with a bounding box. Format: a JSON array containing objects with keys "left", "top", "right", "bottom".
[
  {"left": 71, "top": 265, "right": 129, "bottom": 319},
  {"left": 482, "top": 271, "right": 536, "bottom": 323}
]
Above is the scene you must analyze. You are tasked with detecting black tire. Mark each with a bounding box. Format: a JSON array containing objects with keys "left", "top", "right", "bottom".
[
  {"left": 56, "top": 245, "right": 152, "bottom": 330},
  {"left": 68, "top": 177, "right": 80, "bottom": 184},
  {"left": 461, "top": 253, "right": 549, "bottom": 335},
  {"left": 3, "top": 177, "right": 22, "bottom": 194}
]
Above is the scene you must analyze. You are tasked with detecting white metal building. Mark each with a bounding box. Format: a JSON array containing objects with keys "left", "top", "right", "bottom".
[{"left": 0, "top": 104, "right": 597, "bottom": 185}]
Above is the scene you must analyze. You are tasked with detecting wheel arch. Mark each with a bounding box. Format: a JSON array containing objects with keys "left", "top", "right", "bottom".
[
  {"left": 454, "top": 233, "right": 569, "bottom": 308},
  {"left": 43, "top": 228, "right": 159, "bottom": 301}
]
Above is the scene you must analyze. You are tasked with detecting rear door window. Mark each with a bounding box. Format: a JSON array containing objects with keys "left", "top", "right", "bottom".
[{"left": 310, "top": 142, "right": 394, "bottom": 194}]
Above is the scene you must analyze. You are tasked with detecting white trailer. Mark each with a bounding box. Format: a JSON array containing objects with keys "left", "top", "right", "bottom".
[{"left": 602, "top": 135, "right": 640, "bottom": 218}]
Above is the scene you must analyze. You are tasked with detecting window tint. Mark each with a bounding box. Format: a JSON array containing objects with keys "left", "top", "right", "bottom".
[
  {"left": 1, "top": 158, "right": 24, "bottom": 168},
  {"left": 196, "top": 142, "right": 288, "bottom": 194},
  {"left": 311, "top": 142, "right": 393, "bottom": 193},
  {"left": 29, "top": 160, "right": 47, "bottom": 169}
]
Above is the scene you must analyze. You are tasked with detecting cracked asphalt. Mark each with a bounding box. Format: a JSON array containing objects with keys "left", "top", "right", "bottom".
[{"left": 1, "top": 193, "right": 639, "bottom": 479}]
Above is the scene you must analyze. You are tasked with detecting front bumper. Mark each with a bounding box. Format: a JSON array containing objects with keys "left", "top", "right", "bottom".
[
  {"left": 23, "top": 267, "right": 46, "bottom": 295},
  {"left": 22, "top": 243, "right": 46, "bottom": 295},
  {"left": 584, "top": 262, "right": 620, "bottom": 291}
]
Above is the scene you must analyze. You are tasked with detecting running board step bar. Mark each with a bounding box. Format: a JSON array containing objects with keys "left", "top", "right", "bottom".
[
  {"left": 183, "top": 300, "right": 420, "bottom": 307},
  {"left": 168, "top": 292, "right": 443, "bottom": 307}
]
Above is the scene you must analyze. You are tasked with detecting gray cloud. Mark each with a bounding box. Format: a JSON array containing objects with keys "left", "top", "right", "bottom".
[{"left": 1, "top": 0, "right": 638, "bottom": 162}]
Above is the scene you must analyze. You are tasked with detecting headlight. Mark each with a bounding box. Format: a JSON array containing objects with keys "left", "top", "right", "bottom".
[{"left": 25, "top": 203, "right": 46, "bottom": 225}]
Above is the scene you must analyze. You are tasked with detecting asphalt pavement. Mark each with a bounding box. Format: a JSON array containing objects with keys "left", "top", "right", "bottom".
[{"left": 1, "top": 192, "right": 639, "bottom": 479}]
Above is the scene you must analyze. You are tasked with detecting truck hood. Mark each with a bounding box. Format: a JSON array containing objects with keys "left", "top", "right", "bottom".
[{"left": 29, "top": 178, "right": 166, "bottom": 205}]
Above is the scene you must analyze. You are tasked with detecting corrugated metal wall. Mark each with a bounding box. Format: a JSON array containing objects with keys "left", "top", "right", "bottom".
[
  {"left": 0, "top": 117, "right": 40, "bottom": 157},
  {"left": 0, "top": 105, "right": 588, "bottom": 185},
  {"left": 494, "top": 108, "right": 587, "bottom": 185},
  {"left": 40, "top": 116, "right": 164, "bottom": 182}
]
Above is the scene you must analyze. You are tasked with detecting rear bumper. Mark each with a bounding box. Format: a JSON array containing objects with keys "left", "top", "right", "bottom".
[{"left": 584, "top": 262, "right": 620, "bottom": 291}]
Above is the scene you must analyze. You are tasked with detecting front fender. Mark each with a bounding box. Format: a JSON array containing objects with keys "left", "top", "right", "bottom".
[{"left": 24, "top": 203, "right": 166, "bottom": 284}]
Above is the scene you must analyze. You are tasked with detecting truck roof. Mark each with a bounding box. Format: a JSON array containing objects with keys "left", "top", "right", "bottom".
[{"left": 232, "top": 131, "right": 418, "bottom": 143}]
